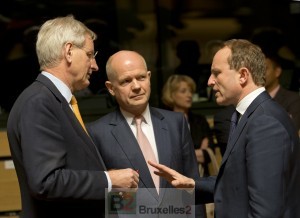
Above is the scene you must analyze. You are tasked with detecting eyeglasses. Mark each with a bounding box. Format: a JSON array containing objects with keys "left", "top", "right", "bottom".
[
  {"left": 73, "top": 44, "right": 98, "bottom": 60},
  {"left": 84, "top": 50, "right": 98, "bottom": 60},
  {"left": 79, "top": 48, "right": 98, "bottom": 60}
]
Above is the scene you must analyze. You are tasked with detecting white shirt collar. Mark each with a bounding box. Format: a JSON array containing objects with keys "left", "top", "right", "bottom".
[
  {"left": 41, "top": 71, "right": 72, "bottom": 103},
  {"left": 236, "top": 87, "right": 265, "bottom": 115},
  {"left": 120, "top": 104, "right": 151, "bottom": 125}
]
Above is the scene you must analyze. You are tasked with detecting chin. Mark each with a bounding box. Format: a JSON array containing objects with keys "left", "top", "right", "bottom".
[
  {"left": 215, "top": 97, "right": 222, "bottom": 105},
  {"left": 134, "top": 100, "right": 147, "bottom": 106},
  {"left": 130, "top": 99, "right": 147, "bottom": 107}
]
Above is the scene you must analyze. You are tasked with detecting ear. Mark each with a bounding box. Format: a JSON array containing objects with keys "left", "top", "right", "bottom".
[
  {"left": 238, "top": 67, "right": 249, "bottom": 85},
  {"left": 147, "top": 71, "right": 151, "bottom": 86},
  {"left": 105, "top": 81, "right": 115, "bottom": 96},
  {"left": 274, "top": 66, "right": 282, "bottom": 78},
  {"left": 65, "top": 42, "right": 73, "bottom": 63}
]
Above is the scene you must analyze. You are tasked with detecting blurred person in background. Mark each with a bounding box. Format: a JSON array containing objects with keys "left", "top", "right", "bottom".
[
  {"left": 265, "top": 54, "right": 300, "bottom": 134},
  {"left": 162, "top": 74, "right": 215, "bottom": 176}
]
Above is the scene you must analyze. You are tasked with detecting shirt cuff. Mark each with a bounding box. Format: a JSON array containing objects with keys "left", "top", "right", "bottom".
[{"left": 104, "top": 171, "right": 112, "bottom": 192}]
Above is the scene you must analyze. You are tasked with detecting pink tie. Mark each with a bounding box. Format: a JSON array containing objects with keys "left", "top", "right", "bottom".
[{"left": 135, "top": 116, "right": 159, "bottom": 193}]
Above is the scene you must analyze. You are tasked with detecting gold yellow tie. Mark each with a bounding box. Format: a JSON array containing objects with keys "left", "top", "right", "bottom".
[{"left": 70, "top": 95, "right": 87, "bottom": 133}]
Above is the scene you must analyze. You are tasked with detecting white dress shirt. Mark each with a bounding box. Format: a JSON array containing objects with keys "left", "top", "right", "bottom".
[{"left": 236, "top": 87, "right": 266, "bottom": 119}]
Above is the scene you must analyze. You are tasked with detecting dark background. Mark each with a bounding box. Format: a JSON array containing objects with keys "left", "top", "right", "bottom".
[{"left": 1, "top": 0, "right": 299, "bottom": 114}]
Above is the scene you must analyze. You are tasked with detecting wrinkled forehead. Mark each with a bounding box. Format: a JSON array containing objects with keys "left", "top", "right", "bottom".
[{"left": 112, "top": 53, "right": 147, "bottom": 73}]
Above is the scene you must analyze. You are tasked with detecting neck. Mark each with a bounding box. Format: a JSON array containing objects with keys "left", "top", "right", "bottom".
[
  {"left": 45, "top": 66, "right": 73, "bottom": 92},
  {"left": 237, "top": 84, "right": 261, "bottom": 104},
  {"left": 121, "top": 104, "right": 148, "bottom": 117}
]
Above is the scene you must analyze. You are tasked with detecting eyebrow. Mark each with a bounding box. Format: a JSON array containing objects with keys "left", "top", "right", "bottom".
[{"left": 211, "top": 68, "right": 219, "bottom": 74}]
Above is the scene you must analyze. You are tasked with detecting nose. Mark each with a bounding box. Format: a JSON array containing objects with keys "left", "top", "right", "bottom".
[
  {"left": 91, "top": 59, "right": 99, "bottom": 72},
  {"left": 207, "top": 74, "right": 215, "bottom": 87},
  {"left": 132, "top": 79, "right": 141, "bottom": 89}
]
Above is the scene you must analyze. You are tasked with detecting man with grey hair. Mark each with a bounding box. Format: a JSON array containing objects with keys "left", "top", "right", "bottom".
[{"left": 7, "top": 15, "right": 139, "bottom": 218}]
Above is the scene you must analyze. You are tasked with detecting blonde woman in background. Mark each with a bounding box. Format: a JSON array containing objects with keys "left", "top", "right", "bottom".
[{"left": 162, "top": 74, "right": 214, "bottom": 176}]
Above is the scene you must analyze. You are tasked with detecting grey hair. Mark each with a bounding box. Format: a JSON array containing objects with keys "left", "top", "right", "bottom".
[{"left": 36, "top": 15, "right": 97, "bottom": 70}]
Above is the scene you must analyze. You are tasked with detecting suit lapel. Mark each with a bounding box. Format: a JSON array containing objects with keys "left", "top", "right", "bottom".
[
  {"left": 220, "top": 92, "right": 271, "bottom": 166},
  {"left": 150, "top": 108, "right": 172, "bottom": 201},
  {"left": 63, "top": 103, "right": 107, "bottom": 169},
  {"left": 151, "top": 108, "right": 171, "bottom": 176},
  {"left": 110, "top": 110, "right": 159, "bottom": 199},
  {"left": 220, "top": 114, "right": 247, "bottom": 165},
  {"left": 36, "top": 74, "right": 106, "bottom": 169}
]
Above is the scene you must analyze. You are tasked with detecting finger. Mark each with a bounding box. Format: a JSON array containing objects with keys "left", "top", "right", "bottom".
[
  {"left": 131, "top": 180, "right": 138, "bottom": 189},
  {"left": 153, "top": 163, "right": 176, "bottom": 177},
  {"left": 134, "top": 175, "right": 139, "bottom": 184},
  {"left": 149, "top": 161, "right": 180, "bottom": 181},
  {"left": 153, "top": 171, "right": 176, "bottom": 185},
  {"left": 153, "top": 171, "right": 169, "bottom": 179},
  {"left": 148, "top": 160, "right": 168, "bottom": 171},
  {"left": 132, "top": 187, "right": 138, "bottom": 192},
  {"left": 148, "top": 160, "right": 160, "bottom": 169}
]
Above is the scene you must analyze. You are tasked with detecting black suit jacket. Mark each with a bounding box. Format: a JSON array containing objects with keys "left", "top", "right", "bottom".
[
  {"left": 7, "top": 74, "right": 108, "bottom": 218},
  {"left": 196, "top": 91, "right": 300, "bottom": 218}
]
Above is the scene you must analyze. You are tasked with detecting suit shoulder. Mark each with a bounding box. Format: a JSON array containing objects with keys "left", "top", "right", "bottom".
[
  {"left": 151, "top": 107, "right": 184, "bottom": 119},
  {"left": 254, "top": 99, "right": 296, "bottom": 129},
  {"left": 88, "top": 112, "right": 114, "bottom": 126}
]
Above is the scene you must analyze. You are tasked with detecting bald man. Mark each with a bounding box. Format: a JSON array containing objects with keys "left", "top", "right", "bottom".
[{"left": 87, "top": 50, "right": 206, "bottom": 217}]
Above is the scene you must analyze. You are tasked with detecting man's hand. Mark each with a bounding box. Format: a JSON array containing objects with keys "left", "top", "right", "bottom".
[
  {"left": 148, "top": 160, "right": 195, "bottom": 191},
  {"left": 108, "top": 168, "right": 139, "bottom": 190}
]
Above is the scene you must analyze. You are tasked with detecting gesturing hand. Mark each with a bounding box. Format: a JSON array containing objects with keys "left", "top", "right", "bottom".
[{"left": 148, "top": 160, "right": 195, "bottom": 191}]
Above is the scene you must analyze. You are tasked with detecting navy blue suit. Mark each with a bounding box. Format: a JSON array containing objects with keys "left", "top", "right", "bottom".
[
  {"left": 88, "top": 107, "right": 206, "bottom": 217},
  {"left": 196, "top": 91, "right": 300, "bottom": 218},
  {"left": 7, "top": 74, "right": 108, "bottom": 218}
]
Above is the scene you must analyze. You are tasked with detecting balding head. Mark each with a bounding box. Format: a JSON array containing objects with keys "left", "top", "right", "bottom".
[
  {"left": 104, "top": 50, "right": 151, "bottom": 115},
  {"left": 106, "top": 50, "right": 147, "bottom": 82}
]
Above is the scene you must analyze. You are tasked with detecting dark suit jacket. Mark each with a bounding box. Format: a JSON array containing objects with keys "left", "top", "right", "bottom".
[
  {"left": 196, "top": 91, "right": 300, "bottom": 218},
  {"left": 274, "top": 86, "right": 300, "bottom": 131},
  {"left": 7, "top": 74, "right": 108, "bottom": 218},
  {"left": 87, "top": 107, "right": 206, "bottom": 217}
]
